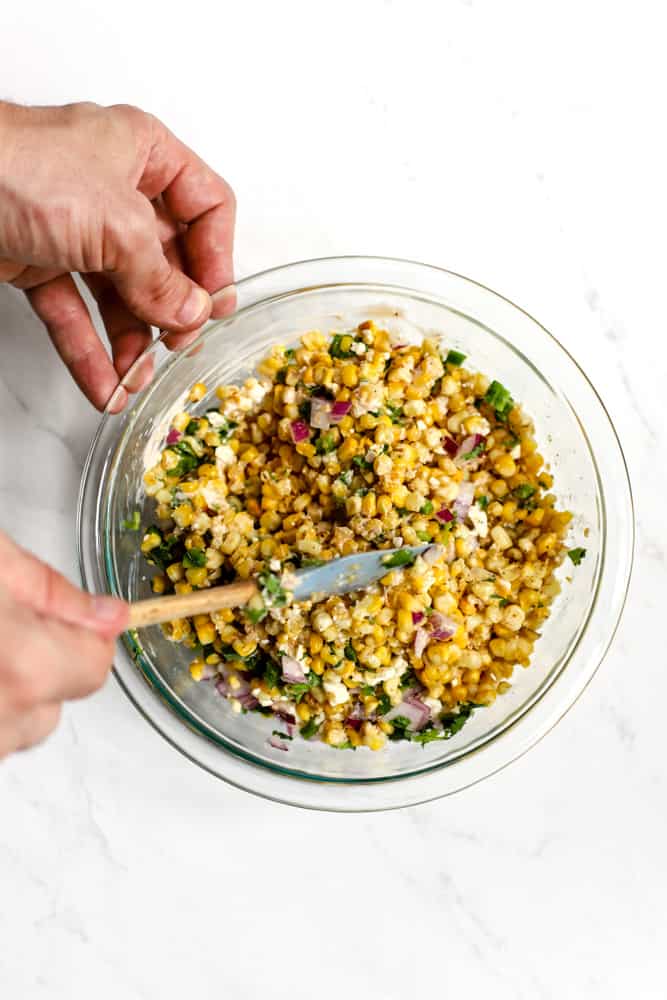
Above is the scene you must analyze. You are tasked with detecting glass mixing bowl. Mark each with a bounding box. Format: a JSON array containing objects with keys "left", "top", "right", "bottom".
[{"left": 78, "top": 257, "right": 634, "bottom": 811}]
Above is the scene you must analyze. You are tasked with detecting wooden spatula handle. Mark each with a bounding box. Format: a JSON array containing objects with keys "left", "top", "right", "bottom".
[{"left": 129, "top": 580, "right": 258, "bottom": 629}]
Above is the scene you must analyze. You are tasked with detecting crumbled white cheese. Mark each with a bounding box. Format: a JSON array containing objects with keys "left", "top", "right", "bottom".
[
  {"left": 351, "top": 341, "right": 367, "bottom": 355},
  {"left": 269, "top": 558, "right": 281, "bottom": 572},
  {"left": 323, "top": 676, "right": 351, "bottom": 706},
  {"left": 362, "top": 664, "right": 400, "bottom": 686},
  {"left": 215, "top": 444, "right": 236, "bottom": 468},
  {"left": 251, "top": 687, "right": 274, "bottom": 707},
  {"left": 468, "top": 503, "right": 489, "bottom": 539},
  {"left": 423, "top": 696, "right": 442, "bottom": 716}
]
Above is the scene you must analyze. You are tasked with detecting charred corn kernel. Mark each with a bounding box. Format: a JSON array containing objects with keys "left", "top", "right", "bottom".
[
  {"left": 151, "top": 574, "right": 167, "bottom": 594},
  {"left": 188, "top": 382, "right": 207, "bottom": 402},
  {"left": 296, "top": 703, "right": 311, "bottom": 722},
  {"left": 536, "top": 532, "right": 558, "bottom": 556},
  {"left": 186, "top": 566, "right": 208, "bottom": 587},
  {"left": 309, "top": 634, "right": 324, "bottom": 655},
  {"left": 494, "top": 455, "right": 517, "bottom": 478},
  {"left": 526, "top": 507, "right": 545, "bottom": 526}
]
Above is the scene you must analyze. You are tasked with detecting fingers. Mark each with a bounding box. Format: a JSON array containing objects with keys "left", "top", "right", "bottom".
[
  {"left": 25, "top": 273, "right": 123, "bottom": 412},
  {"left": 0, "top": 532, "right": 129, "bottom": 640},
  {"left": 106, "top": 193, "right": 212, "bottom": 335},
  {"left": 135, "top": 114, "right": 236, "bottom": 294},
  {"left": 83, "top": 274, "right": 154, "bottom": 393}
]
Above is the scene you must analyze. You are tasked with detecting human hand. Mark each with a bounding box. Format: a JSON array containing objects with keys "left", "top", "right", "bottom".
[
  {"left": 0, "top": 101, "right": 236, "bottom": 411},
  {"left": 0, "top": 532, "right": 128, "bottom": 759}
]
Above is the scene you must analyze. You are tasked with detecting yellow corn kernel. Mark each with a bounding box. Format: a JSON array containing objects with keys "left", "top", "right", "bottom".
[
  {"left": 296, "top": 702, "right": 311, "bottom": 722},
  {"left": 396, "top": 608, "right": 414, "bottom": 633},
  {"left": 189, "top": 658, "right": 206, "bottom": 681},
  {"left": 536, "top": 532, "right": 558, "bottom": 556},
  {"left": 338, "top": 363, "right": 357, "bottom": 387},
  {"left": 338, "top": 415, "right": 354, "bottom": 435},
  {"left": 361, "top": 492, "right": 377, "bottom": 517},
  {"left": 188, "top": 381, "right": 207, "bottom": 402},
  {"left": 173, "top": 503, "right": 193, "bottom": 529},
  {"left": 377, "top": 494, "right": 393, "bottom": 516},
  {"left": 494, "top": 455, "right": 517, "bottom": 478},
  {"left": 233, "top": 638, "right": 258, "bottom": 658},
  {"left": 309, "top": 633, "right": 324, "bottom": 655},
  {"left": 151, "top": 574, "right": 167, "bottom": 594},
  {"left": 196, "top": 623, "right": 217, "bottom": 646},
  {"left": 338, "top": 437, "right": 358, "bottom": 462},
  {"left": 166, "top": 562, "right": 184, "bottom": 583},
  {"left": 174, "top": 582, "right": 193, "bottom": 596},
  {"left": 186, "top": 566, "right": 208, "bottom": 587}
]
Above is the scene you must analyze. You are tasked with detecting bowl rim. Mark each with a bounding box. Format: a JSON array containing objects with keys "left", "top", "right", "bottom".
[{"left": 78, "top": 255, "right": 635, "bottom": 811}]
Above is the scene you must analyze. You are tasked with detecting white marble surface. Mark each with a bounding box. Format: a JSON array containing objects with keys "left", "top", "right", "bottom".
[{"left": 1, "top": 1, "right": 665, "bottom": 996}]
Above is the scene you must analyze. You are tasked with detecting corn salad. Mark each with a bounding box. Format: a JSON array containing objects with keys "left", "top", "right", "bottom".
[{"left": 138, "top": 321, "right": 582, "bottom": 752}]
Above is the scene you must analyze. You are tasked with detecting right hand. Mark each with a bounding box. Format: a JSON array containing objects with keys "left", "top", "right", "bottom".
[{"left": 0, "top": 532, "right": 128, "bottom": 760}]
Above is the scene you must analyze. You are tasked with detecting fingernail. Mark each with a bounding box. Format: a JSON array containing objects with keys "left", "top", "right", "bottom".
[
  {"left": 92, "top": 595, "right": 125, "bottom": 623},
  {"left": 177, "top": 286, "right": 211, "bottom": 326}
]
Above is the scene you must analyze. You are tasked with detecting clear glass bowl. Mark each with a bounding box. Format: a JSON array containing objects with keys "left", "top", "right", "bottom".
[{"left": 78, "top": 257, "right": 634, "bottom": 811}]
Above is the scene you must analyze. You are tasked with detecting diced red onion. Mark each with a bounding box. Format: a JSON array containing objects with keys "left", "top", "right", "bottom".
[
  {"left": 237, "top": 693, "right": 259, "bottom": 710},
  {"left": 453, "top": 481, "right": 475, "bottom": 520},
  {"left": 200, "top": 663, "right": 218, "bottom": 680},
  {"left": 330, "top": 400, "right": 352, "bottom": 422},
  {"left": 216, "top": 675, "right": 250, "bottom": 698},
  {"left": 281, "top": 654, "right": 306, "bottom": 684},
  {"left": 345, "top": 717, "right": 364, "bottom": 731},
  {"left": 348, "top": 701, "right": 366, "bottom": 721},
  {"left": 268, "top": 735, "right": 289, "bottom": 751},
  {"left": 290, "top": 420, "right": 310, "bottom": 443},
  {"left": 383, "top": 698, "right": 428, "bottom": 730},
  {"left": 273, "top": 708, "right": 296, "bottom": 725},
  {"left": 166, "top": 428, "right": 181, "bottom": 445},
  {"left": 455, "top": 433, "right": 484, "bottom": 463},
  {"left": 429, "top": 611, "right": 457, "bottom": 640},
  {"left": 414, "top": 627, "right": 430, "bottom": 658},
  {"left": 403, "top": 693, "right": 432, "bottom": 730},
  {"left": 309, "top": 396, "right": 332, "bottom": 430},
  {"left": 412, "top": 611, "right": 424, "bottom": 624},
  {"left": 437, "top": 507, "right": 454, "bottom": 523},
  {"left": 443, "top": 436, "right": 458, "bottom": 457}
]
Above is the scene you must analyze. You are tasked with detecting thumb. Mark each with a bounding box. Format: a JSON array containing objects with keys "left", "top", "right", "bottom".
[
  {"left": 107, "top": 194, "right": 212, "bottom": 333},
  {"left": 0, "top": 532, "right": 128, "bottom": 640}
]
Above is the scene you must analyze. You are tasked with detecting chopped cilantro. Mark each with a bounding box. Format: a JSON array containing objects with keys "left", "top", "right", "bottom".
[
  {"left": 285, "top": 348, "right": 296, "bottom": 361},
  {"left": 275, "top": 366, "right": 288, "bottom": 384},
  {"left": 285, "top": 673, "right": 320, "bottom": 702},
  {"left": 400, "top": 668, "right": 417, "bottom": 690},
  {"left": 376, "top": 691, "right": 391, "bottom": 715},
  {"left": 338, "top": 469, "right": 354, "bottom": 486},
  {"left": 146, "top": 530, "right": 181, "bottom": 571},
  {"left": 505, "top": 433, "right": 520, "bottom": 448},
  {"left": 263, "top": 660, "right": 281, "bottom": 688},
  {"left": 513, "top": 484, "right": 536, "bottom": 501},
  {"left": 491, "top": 594, "right": 510, "bottom": 606},
  {"left": 316, "top": 431, "right": 337, "bottom": 454},
  {"left": 122, "top": 511, "right": 141, "bottom": 531},
  {"left": 440, "top": 703, "right": 475, "bottom": 738},
  {"left": 301, "top": 558, "right": 326, "bottom": 568},
  {"left": 382, "top": 548, "right": 417, "bottom": 569},
  {"left": 329, "top": 334, "right": 355, "bottom": 359},
  {"left": 351, "top": 454, "right": 374, "bottom": 472},
  {"left": 568, "top": 547, "right": 587, "bottom": 566},
  {"left": 182, "top": 547, "right": 207, "bottom": 568},
  {"left": 272, "top": 730, "right": 293, "bottom": 741},
  {"left": 445, "top": 349, "right": 466, "bottom": 366},
  {"left": 334, "top": 741, "right": 355, "bottom": 750},
  {"left": 167, "top": 440, "right": 199, "bottom": 477},
  {"left": 300, "top": 717, "right": 320, "bottom": 739},
  {"left": 258, "top": 571, "right": 287, "bottom": 608},
  {"left": 298, "top": 399, "right": 311, "bottom": 422},
  {"left": 185, "top": 419, "right": 200, "bottom": 435},
  {"left": 245, "top": 605, "right": 267, "bottom": 625},
  {"left": 420, "top": 500, "right": 434, "bottom": 515},
  {"left": 417, "top": 531, "right": 431, "bottom": 542},
  {"left": 344, "top": 643, "right": 358, "bottom": 663},
  {"left": 484, "top": 380, "right": 514, "bottom": 421},
  {"left": 410, "top": 725, "right": 446, "bottom": 745},
  {"left": 477, "top": 495, "right": 489, "bottom": 510},
  {"left": 386, "top": 402, "right": 405, "bottom": 425},
  {"left": 388, "top": 715, "right": 411, "bottom": 740},
  {"left": 461, "top": 441, "right": 485, "bottom": 460},
  {"left": 360, "top": 684, "right": 375, "bottom": 696}
]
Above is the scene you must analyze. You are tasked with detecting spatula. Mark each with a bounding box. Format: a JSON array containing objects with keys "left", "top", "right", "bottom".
[{"left": 128, "top": 544, "right": 430, "bottom": 629}]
